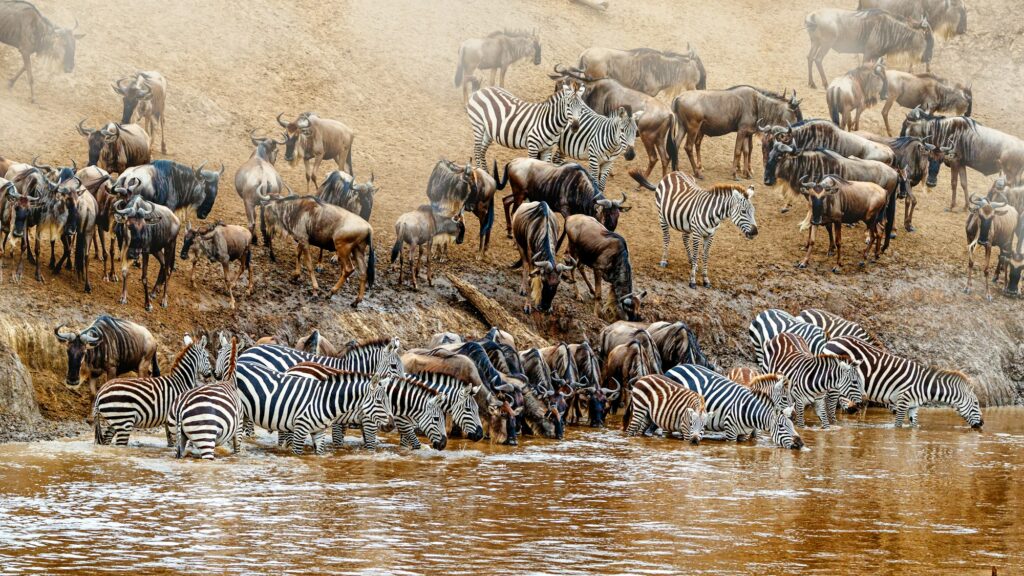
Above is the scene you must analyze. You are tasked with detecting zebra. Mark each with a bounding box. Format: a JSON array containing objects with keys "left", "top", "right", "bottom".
[
  {"left": 730, "top": 369, "right": 792, "bottom": 413},
  {"left": 553, "top": 105, "right": 642, "bottom": 192},
  {"left": 798, "top": 308, "right": 882, "bottom": 348},
  {"left": 623, "top": 374, "right": 710, "bottom": 444},
  {"left": 764, "top": 333, "right": 864, "bottom": 428},
  {"left": 748, "top": 308, "right": 827, "bottom": 370},
  {"left": 92, "top": 335, "right": 212, "bottom": 447},
  {"left": 664, "top": 364, "right": 803, "bottom": 449},
  {"left": 466, "top": 82, "right": 586, "bottom": 168},
  {"left": 169, "top": 336, "right": 242, "bottom": 460},
  {"left": 630, "top": 169, "right": 758, "bottom": 288},
  {"left": 822, "top": 336, "right": 983, "bottom": 428}
]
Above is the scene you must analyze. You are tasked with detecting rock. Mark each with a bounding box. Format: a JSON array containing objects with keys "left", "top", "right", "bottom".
[{"left": 0, "top": 340, "right": 41, "bottom": 424}]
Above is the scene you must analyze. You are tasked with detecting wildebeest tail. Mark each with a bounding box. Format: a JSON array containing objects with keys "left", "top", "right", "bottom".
[
  {"left": 804, "top": 13, "right": 818, "bottom": 33},
  {"left": 346, "top": 145, "right": 354, "bottom": 176},
  {"left": 481, "top": 196, "right": 495, "bottom": 238},
  {"left": 493, "top": 160, "right": 509, "bottom": 191},
  {"left": 454, "top": 46, "right": 465, "bottom": 87},
  {"left": 826, "top": 86, "right": 841, "bottom": 125},
  {"left": 74, "top": 225, "right": 87, "bottom": 276},
  {"left": 629, "top": 169, "right": 658, "bottom": 191},
  {"left": 152, "top": 351, "right": 161, "bottom": 377},
  {"left": 881, "top": 180, "right": 898, "bottom": 253},
  {"left": 366, "top": 232, "right": 376, "bottom": 288},
  {"left": 666, "top": 116, "right": 679, "bottom": 172},
  {"left": 390, "top": 226, "right": 404, "bottom": 264},
  {"left": 694, "top": 53, "right": 707, "bottom": 90}
]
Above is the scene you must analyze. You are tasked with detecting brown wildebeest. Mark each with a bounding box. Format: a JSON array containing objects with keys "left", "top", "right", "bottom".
[
  {"left": 54, "top": 176, "right": 97, "bottom": 293},
  {"left": 116, "top": 195, "right": 179, "bottom": 311},
  {"left": 881, "top": 71, "right": 971, "bottom": 136},
  {"left": 562, "top": 214, "right": 643, "bottom": 320},
  {"left": 74, "top": 165, "right": 121, "bottom": 279},
  {"left": 965, "top": 196, "right": 1018, "bottom": 300},
  {"left": 179, "top": 221, "right": 253, "bottom": 309},
  {"left": 389, "top": 204, "right": 465, "bottom": 288},
  {"left": 673, "top": 85, "right": 803, "bottom": 180},
  {"left": 0, "top": 155, "right": 13, "bottom": 176},
  {"left": 598, "top": 319, "right": 712, "bottom": 371},
  {"left": 277, "top": 112, "right": 355, "bottom": 194},
  {"left": 826, "top": 60, "right": 888, "bottom": 131},
  {"left": 113, "top": 71, "right": 167, "bottom": 154},
  {"left": 296, "top": 329, "right": 338, "bottom": 356},
  {"left": 511, "top": 201, "right": 573, "bottom": 314},
  {"left": 0, "top": 1, "right": 82, "bottom": 102},
  {"left": 77, "top": 120, "right": 150, "bottom": 174},
  {"left": 259, "top": 194, "right": 375, "bottom": 306},
  {"left": 760, "top": 120, "right": 894, "bottom": 169},
  {"left": 235, "top": 131, "right": 287, "bottom": 244},
  {"left": 54, "top": 315, "right": 159, "bottom": 396},
  {"left": 426, "top": 159, "right": 497, "bottom": 255},
  {"left": 858, "top": 0, "right": 967, "bottom": 38},
  {"left": 571, "top": 46, "right": 706, "bottom": 99},
  {"left": 805, "top": 9, "right": 934, "bottom": 89},
  {"left": 454, "top": 29, "right": 541, "bottom": 103},
  {"left": 317, "top": 170, "right": 377, "bottom": 221},
  {"left": 796, "top": 175, "right": 892, "bottom": 273},
  {"left": 602, "top": 331, "right": 661, "bottom": 413}
]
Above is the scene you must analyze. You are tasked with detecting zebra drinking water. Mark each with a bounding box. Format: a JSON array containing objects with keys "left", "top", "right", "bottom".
[
  {"left": 764, "top": 333, "right": 863, "bottom": 428},
  {"left": 623, "top": 374, "right": 710, "bottom": 444}
]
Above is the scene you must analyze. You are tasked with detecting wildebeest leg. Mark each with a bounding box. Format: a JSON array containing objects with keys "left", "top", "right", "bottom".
[
  {"left": 687, "top": 233, "right": 700, "bottom": 288},
  {"left": 502, "top": 194, "right": 515, "bottom": 238},
  {"left": 489, "top": 68, "right": 497, "bottom": 87},
  {"left": 815, "top": 48, "right": 829, "bottom": 88},
  {"left": 730, "top": 135, "right": 743, "bottom": 181},
  {"left": 397, "top": 242, "right": 406, "bottom": 286},
  {"left": 119, "top": 247, "right": 130, "bottom": 303},
  {"left": 290, "top": 243, "right": 304, "bottom": 283},
  {"left": 592, "top": 271, "right": 603, "bottom": 316},
  {"left": 683, "top": 127, "right": 701, "bottom": 178},
  {"left": 852, "top": 106, "right": 864, "bottom": 132},
  {"left": 141, "top": 253, "right": 152, "bottom": 311},
  {"left": 425, "top": 240, "right": 434, "bottom": 287},
  {"left": 798, "top": 224, "right": 815, "bottom": 269},
  {"left": 107, "top": 232, "right": 118, "bottom": 281},
  {"left": 833, "top": 223, "right": 843, "bottom": 274},
  {"left": 958, "top": 166, "right": 969, "bottom": 211},
  {"left": 330, "top": 241, "right": 355, "bottom": 297},
  {"left": 189, "top": 257, "right": 198, "bottom": 288},
  {"left": 983, "top": 245, "right": 993, "bottom": 301},
  {"left": 905, "top": 189, "right": 917, "bottom": 232},
  {"left": 9, "top": 51, "right": 35, "bottom": 102},
  {"left": 641, "top": 131, "right": 659, "bottom": 178},
  {"left": 310, "top": 156, "right": 324, "bottom": 194},
  {"left": 881, "top": 97, "right": 895, "bottom": 136},
  {"left": 499, "top": 65, "right": 508, "bottom": 87},
  {"left": 33, "top": 228, "right": 43, "bottom": 282},
  {"left": 807, "top": 44, "right": 818, "bottom": 88},
  {"left": 222, "top": 261, "right": 236, "bottom": 309},
  {"left": 159, "top": 113, "right": 167, "bottom": 154},
  {"left": 302, "top": 244, "right": 320, "bottom": 294},
  {"left": 695, "top": 133, "right": 707, "bottom": 177},
  {"left": 965, "top": 243, "right": 976, "bottom": 293},
  {"left": 948, "top": 164, "right": 960, "bottom": 210}
]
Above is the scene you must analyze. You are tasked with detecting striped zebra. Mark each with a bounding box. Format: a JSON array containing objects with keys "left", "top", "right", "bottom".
[
  {"left": 798, "top": 308, "right": 881, "bottom": 347},
  {"left": 748, "top": 308, "right": 827, "bottom": 370},
  {"left": 466, "top": 83, "right": 586, "bottom": 168},
  {"left": 664, "top": 364, "right": 803, "bottom": 449},
  {"left": 727, "top": 367, "right": 791, "bottom": 412},
  {"left": 169, "top": 336, "right": 242, "bottom": 460},
  {"left": 764, "top": 333, "right": 863, "bottom": 428},
  {"left": 624, "top": 374, "right": 709, "bottom": 444},
  {"left": 630, "top": 169, "right": 758, "bottom": 288},
  {"left": 553, "top": 105, "right": 642, "bottom": 192},
  {"left": 93, "top": 335, "right": 212, "bottom": 447},
  {"left": 822, "top": 336, "right": 983, "bottom": 428}
]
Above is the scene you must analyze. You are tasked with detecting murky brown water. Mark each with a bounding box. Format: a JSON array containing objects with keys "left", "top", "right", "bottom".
[{"left": 1, "top": 408, "right": 1021, "bottom": 575}]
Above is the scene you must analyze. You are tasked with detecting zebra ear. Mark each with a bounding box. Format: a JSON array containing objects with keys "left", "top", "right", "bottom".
[
  {"left": 183, "top": 333, "right": 193, "bottom": 345},
  {"left": 745, "top": 185, "right": 755, "bottom": 199},
  {"left": 783, "top": 407, "right": 794, "bottom": 418}
]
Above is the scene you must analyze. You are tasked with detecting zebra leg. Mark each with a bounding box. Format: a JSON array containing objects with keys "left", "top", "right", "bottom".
[
  {"left": 165, "top": 423, "right": 175, "bottom": 448},
  {"left": 624, "top": 407, "right": 648, "bottom": 437},
  {"left": 701, "top": 235, "right": 714, "bottom": 288},
  {"left": 659, "top": 214, "right": 671, "bottom": 268},
  {"left": 112, "top": 423, "right": 134, "bottom": 446},
  {"left": 473, "top": 133, "right": 491, "bottom": 169},
  {"left": 894, "top": 398, "right": 912, "bottom": 428},
  {"left": 907, "top": 405, "right": 919, "bottom": 425},
  {"left": 793, "top": 400, "right": 808, "bottom": 428},
  {"left": 197, "top": 436, "right": 216, "bottom": 460},
  {"left": 397, "top": 419, "right": 421, "bottom": 449},
  {"left": 361, "top": 422, "right": 380, "bottom": 450},
  {"left": 232, "top": 428, "right": 242, "bottom": 455},
  {"left": 243, "top": 416, "right": 255, "bottom": 437},
  {"left": 687, "top": 233, "right": 700, "bottom": 288},
  {"left": 813, "top": 397, "right": 831, "bottom": 429},
  {"left": 825, "top": 391, "right": 840, "bottom": 426},
  {"left": 722, "top": 418, "right": 740, "bottom": 442},
  {"left": 311, "top": 430, "right": 328, "bottom": 456}
]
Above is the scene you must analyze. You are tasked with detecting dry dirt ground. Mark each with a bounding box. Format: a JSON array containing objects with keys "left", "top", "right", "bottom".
[{"left": 1, "top": 0, "right": 1022, "bottom": 424}]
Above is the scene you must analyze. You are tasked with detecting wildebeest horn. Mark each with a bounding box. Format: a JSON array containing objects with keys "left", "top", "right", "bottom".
[
  {"left": 275, "top": 132, "right": 288, "bottom": 145},
  {"left": 218, "top": 163, "right": 226, "bottom": 176},
  {"left": 494, "top": 383, "right": 515, "bottom": 393},
  {"left": 194, "top": 161, "right": 208, "bottom": 178},
  {"left": 276, "top": 112, "right": 290, "bottom": 128},
  {"left": 969, "top": 194, "right": 984, "bottom": 206},
  {"left": 595, "top": 198, "right": 612, "bottom": 208},
  {"left": 54, "top": 323, "right": 77, "bottom": 342},
  {"left": 757, "top": 119, "right": 770, "bottom": 132},
  {"left": 799, "top": 175, "right": 813, "bottom": 188},
  {"left": 618, "top": 191, "right": 628, "bottom": 205},
  {"left": 72, "top": 18, "right": 79, "bottom": 31},
  {"left": 77, "top": 119, "right": 93, "bottom": 136},
  {"left": 79, "top": 328, "right": 101, "bottom": 345},
  {"left": 32, "top": 156, "right": 53, "bottom": 173},
  {"left": 114, "top": 199, "right": 130, "bottom": 214}
]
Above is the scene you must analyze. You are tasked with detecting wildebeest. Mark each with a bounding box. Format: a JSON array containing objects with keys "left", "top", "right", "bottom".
[
  {"left": 73, "top": 165, "right": 121, "bottom": 280},
  {"left": 857, "top": 0, "right": 967, "bottom": 37},
  {"left": 259, "top": 194, "right": 375, "bottom": 306},
  {"left": 116, "top": 195, "right": 180, "bottom": 311},
  {"left": 673, "top": 85, "right": 803, "bottom": 180},
  {"left": 77, "top": 120, "right": 151, "bottom": 174},
  {"left": 0, "top": 0, "right": 82, "bottom": 102},
  {"left": 760, "top": 119, "right": 894, "bottom": 171},
  {"left": 235, "top": 131, "right": 287, "bottom": 241},
  {"left": 796, "top": 175, "right": 893, "bottom": 273},
  {"left": 21, "top": 167, "right": 72, "bottom": 283},
  {"left": 180, "top": 221, "right": 253, "bottom": 309},
  {"left": 602, "top": 329, "right": 662, "bottom": 411},
  {"left": 599, "top": 320, "right": 711, "bottom": 372},
  {"left": 880, "top": 72, "right": 971, "bottom": 136},
  {"left": 571, "top": 46, "right": 706, "bottom": 98},
  {"left": 425, "top": 159, "right": 496, "bottom": 255},
  {"left": 113, "top": 71, "right": 167, "bottom": 154},
  {"left": 317, "top": 170, "right": 377, "bottom": 221},
  {"left": 562, "top": 214, "right": 643, "bottom": 320},
  {"left": 826, "top": 60, "right": 888, "bottom": 131},
  {"left": 965, "top": 197, "right": 1018, "bottom": 300},
  {"left": 277, "top": 112, "right": 355, "bottom": 193},
  {"left": 856, "top": 135, "right": 935, "bottom": 231},
  {"left": 54, "top": 314, "right": 159, "bottom": 395},
  {"left": 390, "top": 205, "right": 464, "bottom": 288},
  {"left": 454, "top": 29, "right": 541, "bottom": 103},
  {"left": 805, "top": 9, "right": 934, "bottom": 89},
  {"left": 511, "top": 201, "right": 573, "bottom": 313},
  {"left": 115, "top": 160, "right": 222, "bottom": 223},
  {"left": 56, "top": 176, "right": 97, "bottom": 292}
]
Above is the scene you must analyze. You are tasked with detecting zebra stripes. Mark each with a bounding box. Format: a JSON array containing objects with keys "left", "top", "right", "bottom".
[
  {"left": 624, "top": 374, "right": 709, "bottom": 443},
  {"left": 630, "top": 170, "right": 758, "bottom": 288},
  {"left": 748, "top": 308, "right": 827, "bottom": 370},
  {"left": 467, "top": 83, "right": 585, "bottom": 168},
  {"left": 664, "top": 364, "right": 803, "bottom": 449},
  {"left": 554, "top": 105, "right": 640, "bottom": 192},
  {"left": 93, "top": 335, "right": 212, "bottom": 446},
  {"left": 798, "top": 308, "right": 879, "bottom": 346},
  {"left": 170, "top": 337, "right": 242, "bottom": 460},
  {"left": 822, "top": 336, "right": 983, "bottom": 428},
  {"left": 764, "top": 333, "right": 863, "bottom": 428}
]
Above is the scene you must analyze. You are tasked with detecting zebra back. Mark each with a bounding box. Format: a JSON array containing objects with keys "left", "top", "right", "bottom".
[
  {"left": 749, "top": 309, "right": 826, "bottom": 369},
  {"left": 798, "top": 309, "right": 880, "bottom": 347},
  {"left": 467, "top": 84, "right": 585, "bottom": 165},
  {"left": 765, "top": 333, "right": 863, "bottom": 407},
  {"left": 625, "top": 374, "right": 708, "bottom": 442}
]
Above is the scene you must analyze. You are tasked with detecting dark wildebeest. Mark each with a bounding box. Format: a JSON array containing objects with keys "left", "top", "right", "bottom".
[
  {"left": 115, "top": 160, "right": 222, "bottom": 224},
  {"left": 77, "top": 120, "right": 151, "bottom": 174},
  {"left": 20, "top": 165, "right": 72, "bottom": 283},
  {"left": 179, "top": 221, "right": 253, "bottom": 309},
  {"left": 796, "top": 175, "right": 892, "bottom": 273},
  {"left": 0, "top": 0, "right": 82, "bottom": 102},
  {"left": 389, "top": 204, "right": 465, "bottom": 289},
  {"left": 425, "top": 159, "right": 496, "bottom": 255},
  {"left": 113, "top": 71, "right": 167, "bottom": 154},
  {"left": 1, "top": 163, "right": 51, "bottom": 262},
  {"left": 235, "top": 131, "right": 287, "bottom": 242},
  {"left": 856, "top": 134, "right": 936, "bottom": 231},
  {"left": 571, "top": 46, "right": 706, "bottom": 99},
  {"left": 858, "top": 0, "right": 967, "bottom": 38},
  {"left": 603, "top": 320, "right": 714, "bottom": 372},
  {"left": 988, "top": 178, "right": 1024, "bottom": 215},
  {"left": 116, "top": 195, "right": 179, "bottom": 311},
  {"left": 965, "top": 197, "right": 1018, "bottom": 301},
  {"left": 454, "top": 29, "right": 541, "bottom": 103},
  {"left": 317, "top": 170, "right": 377, "bottom": 221},
  {"left": 826, "top": 60, "right": 888, "bottom": 131},
  {"left": 562, "top": 214, "right": 644, "bottom": 320},
  {"left": 759, "top": 119, "right": 894, "bottom": 170},
  {"left": 496, "top": 158, "right": 626, "bottom": 242},
  {"left": 673, "top": 85, "right": 803, "bottom": 180},
  {"left": 259, "top": 194, "right": 375, "bottom": 306},
  {"left": 880, "top": 72, "right": 971, "bottom": 136},
  {"left": 511, "top": 201, "right": 574, "bottom": 314},
  {"left": 805, "top": 10, "right": 934, "bottom": 88},
  {"left": 53, "top": 176, "right": 97, "bottom": 292},
  {"left": 54, "top": 315, "right": 159, "bottom": 396},
  {"left": 602, "top": 329, "right": 662, "bottom": 413},
  {"left": 277, "top": 112, "right": 355, "bottom": 194}
]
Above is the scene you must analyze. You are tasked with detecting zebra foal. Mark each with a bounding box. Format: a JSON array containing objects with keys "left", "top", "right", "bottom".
[
  {"left": 624, "top": 374, "right": 709, "bottom": 444},
  {"left": 170, "top": 336, "right": 242, "bottom": 460}
]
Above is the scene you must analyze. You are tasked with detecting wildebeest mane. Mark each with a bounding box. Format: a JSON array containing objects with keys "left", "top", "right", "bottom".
[
  {"left": 318, "top": 170, "right": 352, "bottom": 206},
  {"left": 152, "top": 160, "right": 200, "bottom": 210},
  {"left": 726, "top": 84, "right": 788, "bottom": 101},
  {"left": 427, "top": 160, "right": 472, "bottom": 215},
  {"left": 0, "top": 1, "right": 56, "bottom": 54}
]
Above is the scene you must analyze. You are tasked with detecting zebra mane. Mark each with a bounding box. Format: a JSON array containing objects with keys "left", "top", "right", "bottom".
[
  {"left": 816, "top": 353, "right": 851, "bottom": 363},
  {"left": 286, "top": 361, "right": 353, "bottom": 378},
  {"left": 748, "top": 373, "right": 783, "bottom": 387},
  {"left": 747, "top": 387, "right": 775, "bottom": 406},
  {"left": 704, "top": 183, "right": 750, "bottom": 198},
  {"left": 933, "top": 368, "right": 971, "bottom": 382},
  {"left": 170, "top": 342, "right": 196, "bottom": 372}
]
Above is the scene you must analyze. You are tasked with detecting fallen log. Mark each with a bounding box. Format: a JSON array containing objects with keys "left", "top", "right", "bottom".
[
  {"left": 445, "top": 272, "right": 549, "bottom": 349},
  {"left": 570, "top": 0, "right": 608, "bottom": 11}
]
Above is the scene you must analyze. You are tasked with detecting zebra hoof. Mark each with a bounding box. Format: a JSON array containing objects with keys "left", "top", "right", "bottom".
[
  {"left": 796, "top": 262, "right": 807, "bottom": 269},
  {"left": 688, "top": 282, "right": 697, "bottom": 289},
  {"left": 659, "top": 260, "right": 668, "bottom": 268},
  {"left": 832, "top": 267, "right": 841, "bottom": 274},
  {"left": 703, "top": 281, "right": 711, "bottom": 288}
]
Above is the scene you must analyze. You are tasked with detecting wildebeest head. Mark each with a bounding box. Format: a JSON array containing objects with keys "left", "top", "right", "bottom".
[
  {"left": 180, "top": 220, "right": 210, "bottom": 260},
  {"left": 50, "top": 20, "right": 83, "bottom": 74},
  {"left": 870, "top": 59, "right": 888, "bottom": 102},
  {"left": 969, "top": 196, "right": 1008, "bottom": 246},
  {"left": 763, "top": 141, "right": 797, "bottom": 186},
  {"left": 926, "top": 136, "right": 957, "bottom": 187},
  {"left": 594, "top": 191, "right": 630, "bottom": 232},
  {"left": 728, "top": 185, "right": 758, "bottom": 238},
  {"left": 7, "top": 184, "right": 40, "bottom": 239},
  {"left": 1005, "top": 252, "right": 1024, "bottom": 297},
  {"left": 529, "top": 256, "right": 574, "bottom": 313},
  {"left": 112, "top": 75, "right": 152, "bottom": 124},
  {"left": 352, "top": 173, "right": 378, "bottom": 221},
  {"left": 618, "top": 289, "right": 647, "bottom": 322},
  {"left": 587, "top": 380, "right": 620, "bottom": 428},
  {"left": 801, "top": 175, "right": 841, "bottom": 226},
  {"left": 250, "top": 130, "right": 287, "bottom": 164},
  {"left": 116, "top": 196, "right": 160, "bottom": 260},
  {"left": 918, "top": 17, "right": 935, "bottom": 63},
  {"left": 54, "top": 323, "right": 101, "bottom": 388},
  {"left": 77, "top": 120, "right": 106, "bottom": 166},
  {"left": 787, "top": 89, "right": 804, "bottom": 122},
  {"left": 191, "top": 161, "right": 224, "bottom": 219}
]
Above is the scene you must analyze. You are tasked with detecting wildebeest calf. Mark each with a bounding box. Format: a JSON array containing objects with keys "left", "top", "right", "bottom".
[
  {"left": 180, "top": 221, "right": 254, "bottom": 309},
  {"left": 389, "top": 205, "right": 465, "bottom": 289}
]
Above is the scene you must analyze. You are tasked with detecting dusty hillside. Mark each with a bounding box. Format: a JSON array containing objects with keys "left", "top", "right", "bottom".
[{"left": 1, "top": 0, "right": 1022, "bottom": 419}]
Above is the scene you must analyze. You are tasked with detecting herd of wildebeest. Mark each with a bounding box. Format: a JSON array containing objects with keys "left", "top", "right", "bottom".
[{"left": 0, "top": 0, "right": 1005, "bottom": 455}]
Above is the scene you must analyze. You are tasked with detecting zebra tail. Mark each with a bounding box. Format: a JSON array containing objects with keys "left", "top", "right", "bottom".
[
  {"left": 454, "top": 46, "right": 465, "bottom": 87},
  {"left": 666, "top": 117, "right": 679, "bottom": 172},
  {"left": 493, "top": 160, "right": 509, "bottom": 191},
  {"left": 366, "top": 232, "right": 376, "bottom": 288},
  {"left": 152, "top": 352, "right": 161, "bottom": 377},
  {"left": 175, "top": 417, "right": 186, "bottom": 459},
  {"left": 629, "top": 169, "right": 657, "bottom": 191},
  {"left": 92, "top": 406, "right": 107, "bottom": 445},
  {"left": 74, "top": 223, "right": 87, "bottom": 276},
  {"left": 881, "top": 182, "right": 897, "bottom": 253},
  {"left": 827, "top": 87, "right": 841, "bottom": 125}
]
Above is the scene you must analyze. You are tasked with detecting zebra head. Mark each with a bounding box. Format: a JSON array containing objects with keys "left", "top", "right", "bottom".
[
  {"left": 729, "top": 185, "right": 758, "bottom": 239},
  {"left": 214, "top": 332, "right": 236, "bottom": 380},
  {"left": 183, "top": 334, "right": 213, "bottom": 383},
  {"left": 838, "top": 360, "right": 865, "bottom": 406},
  {"left": 944, "top": 371, "right": 983, "bottom": 429},
  {"left": 416, "top": 393, "right": 449, "bottom": 451},
  {"left": 614, "top": 107, "right": 641, "bottom": 161},
  {"left": 678, "top": 407, "right": 710, "bottom": 445},
  {"left": 364, "top": 338, "right": 402, "bottom": 430},
  {"left": 454, "top": 384, "right": 485, "bottom": 442},
  {"left": 771, "top": 407, "right": 804, "bottom": 449},
  {"left": 556, "top": 82, "right": 587, "bottom": 134}
]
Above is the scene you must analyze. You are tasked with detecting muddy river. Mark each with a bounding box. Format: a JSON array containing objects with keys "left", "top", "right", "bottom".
[{"left": 0, "top": 408, "right": 1020, "bottom": 575}]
